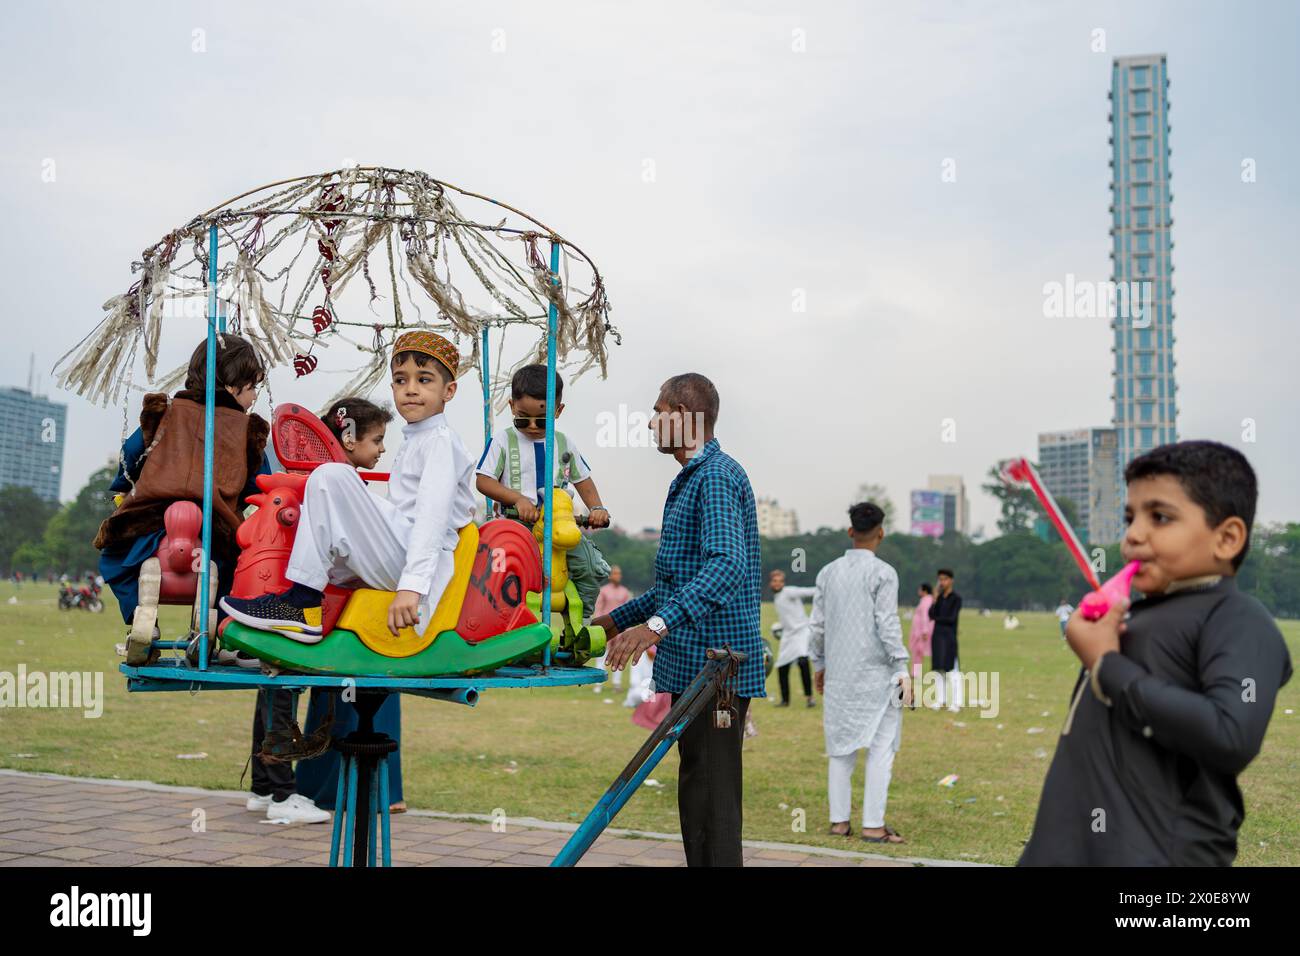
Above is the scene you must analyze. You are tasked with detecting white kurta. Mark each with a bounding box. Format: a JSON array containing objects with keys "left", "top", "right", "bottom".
[
  {"left": 286, "top": 412, "right": 476, "bottom": 636},
  {"left": 807, "top": 549, "right": 909, "bottom": 757},
  {"left": 387, "top": 413, "right": 477, "bottom": 599},
  {"left": 773, "top": 585, "right": 817, "bottom": 667}
]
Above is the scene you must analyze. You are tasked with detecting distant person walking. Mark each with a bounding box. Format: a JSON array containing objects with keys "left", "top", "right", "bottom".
[
  {"left": 928, "top": 569, "right": 963, "bottom": 711},
  {"left": 770, "top": 569, "right": 816, "bottom": 707},
  {"left": 1054, "top": 598, "right": 1074, "bottom": 638}
]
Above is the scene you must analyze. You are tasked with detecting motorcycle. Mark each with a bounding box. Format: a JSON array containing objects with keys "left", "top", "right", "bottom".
[{"left": 58, "top": 582, "right": 104, "bottom": 613}]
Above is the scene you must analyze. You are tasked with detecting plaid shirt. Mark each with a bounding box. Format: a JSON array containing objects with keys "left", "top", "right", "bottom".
[{"left": 609, "top": 438, "right": 765, "bottom": 697}]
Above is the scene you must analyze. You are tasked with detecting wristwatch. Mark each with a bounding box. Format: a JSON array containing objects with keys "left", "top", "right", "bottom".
[{"left": 646, "top": 615, "right": 668, "bottom": 636}]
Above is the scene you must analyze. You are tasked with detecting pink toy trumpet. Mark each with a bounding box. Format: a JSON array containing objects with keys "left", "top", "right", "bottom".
[
  {"left": 999, "top": 457, "right": 1141, "bottom": 620},
  {"left": 1078, "top": 559, "right": 1141, "bottom": 621}
]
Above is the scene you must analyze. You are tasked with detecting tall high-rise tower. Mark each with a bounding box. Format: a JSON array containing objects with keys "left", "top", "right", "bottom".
[
  {"left": 0, "top": 386, "right": 67, "bottom": 503},
  {"left": 1109, "top": 54, "right": 1177, "bottom": 490}
]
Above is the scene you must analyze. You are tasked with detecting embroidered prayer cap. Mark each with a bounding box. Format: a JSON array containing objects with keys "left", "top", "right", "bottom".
[{"left": 392, "top": 330, "right": 460, "bottom": 380}]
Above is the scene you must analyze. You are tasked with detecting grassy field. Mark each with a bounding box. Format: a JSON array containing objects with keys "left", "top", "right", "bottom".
[{"left": 1, "top": 581, "right": 1296, "bottom": 865}]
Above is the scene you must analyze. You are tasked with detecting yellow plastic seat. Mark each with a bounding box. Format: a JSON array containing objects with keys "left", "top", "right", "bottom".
[{"left": 337, "top": 524, "right": 478, "bottom": 657}]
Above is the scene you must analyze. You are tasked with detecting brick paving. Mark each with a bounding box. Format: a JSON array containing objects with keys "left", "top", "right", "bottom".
[{"left": 0, "top": 769, "right": 974, "bottom": 868}]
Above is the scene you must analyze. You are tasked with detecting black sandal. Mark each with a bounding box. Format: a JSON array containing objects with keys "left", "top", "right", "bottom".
[
  {"left": 829, "top": 822, "right": 852, "bottom": 837},
  {"left": 861, "top": 825, "right": 905, "bottom": 844}
]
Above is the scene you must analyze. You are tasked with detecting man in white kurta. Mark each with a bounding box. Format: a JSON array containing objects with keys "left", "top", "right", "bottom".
[
  {"left": 808, "top": 502, "right": 911, "bottom": 841},
  {"left": 770, "top": 570, "right": 817, "bottom": 706}
]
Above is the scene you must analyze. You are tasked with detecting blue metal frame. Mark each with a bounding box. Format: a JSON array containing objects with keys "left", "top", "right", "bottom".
[
  {"left": 120, "top": 661, "right": 603, "bottom": 693},
  {"left": 196, "top": 222, "right": 220, "bottom": 670},
  {"left": 540, "top": 239, "right": 561, "bottom": 666},
  {"left": 122, "top": 217, "right": 625, "bottom": 868}
]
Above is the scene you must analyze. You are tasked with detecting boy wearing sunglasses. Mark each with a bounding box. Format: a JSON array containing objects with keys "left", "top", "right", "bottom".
[{"left": 476, "top": 364, "right": 611, "bottom": 616}]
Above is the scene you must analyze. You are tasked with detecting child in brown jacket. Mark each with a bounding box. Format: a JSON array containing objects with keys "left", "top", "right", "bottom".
[{"left": 96, "top": 334, "right": 271, "bottom": 663}]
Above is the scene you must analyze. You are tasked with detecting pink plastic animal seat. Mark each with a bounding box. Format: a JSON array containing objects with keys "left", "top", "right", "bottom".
[{"left": 157, "top": 500, "right": 204, "bottom": 604}]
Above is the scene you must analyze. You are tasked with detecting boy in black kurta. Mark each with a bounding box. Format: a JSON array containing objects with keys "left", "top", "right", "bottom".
[
  {"left": 1020, "top": 441, "right": 1291, "bottom": 865},
  {"left": 927, "top": 570, "right": 963, "bottom": 710}
]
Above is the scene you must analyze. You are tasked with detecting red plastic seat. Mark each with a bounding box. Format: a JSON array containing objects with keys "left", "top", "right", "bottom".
[
  {"left": 157, "top": 500, "right": 205, "bottom": 604},
  {"left": 273, "top": 403, "right": 389, "bottom": 481}
]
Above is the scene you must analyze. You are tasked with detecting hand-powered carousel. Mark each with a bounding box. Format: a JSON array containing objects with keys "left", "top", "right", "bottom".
[{"left": 59, "top": 166, "right": 621, "bottom": 866}]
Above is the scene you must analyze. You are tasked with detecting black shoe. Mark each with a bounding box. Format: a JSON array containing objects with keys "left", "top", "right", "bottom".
[
  {"left": 805, "top": 697, "right": 816, "bottom": 708},
  {"left": 219, "top": 591, "right": 323, "bottom": 641},
  {"left": 776, "top": 700, "right": 790, "bottom": 708}
]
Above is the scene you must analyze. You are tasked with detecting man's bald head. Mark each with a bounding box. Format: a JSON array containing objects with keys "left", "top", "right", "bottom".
[{"left": 660, "top": 373, "right": 719, "bottom": 430}]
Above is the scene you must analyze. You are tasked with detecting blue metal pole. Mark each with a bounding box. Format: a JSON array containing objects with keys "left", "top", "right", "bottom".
[
  {"left": 368, "top": 768, "right": 379, "bottom": 867},
  {"left": 329, "top": 751, "right": 347, "bottom": 867},
  {"left": 198, "top": 222, "right": 218, "bottom": 669},
  {"left": 378, "top": 756, "right": 391, "bottom": 867},
  {"left": 551, "top": 732, "right": 681, "bottom": 867},
  {"left": 342, "top": 757, "right": 358, "bottom": 865},
  {"left": 541, "top": 240, "right": 560, "bottom": 667},
  {"left": 550, "top": 659, "right": 729, "bottom": 866},
  {"left": 481, "top": 325, "right": 491, "bottom": 519}
]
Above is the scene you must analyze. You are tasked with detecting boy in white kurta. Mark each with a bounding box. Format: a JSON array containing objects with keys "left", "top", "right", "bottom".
[
  {"left": 809, "top": 502, "right": 911, "bottom": 843},
  {"left": 222, "top": 331, "right": 476, "bottom": 640}
]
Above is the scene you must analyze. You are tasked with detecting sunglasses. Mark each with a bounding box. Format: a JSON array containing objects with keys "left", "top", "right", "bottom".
[{"left": 513, "top": 417, "right": 549, "bottom": 429}]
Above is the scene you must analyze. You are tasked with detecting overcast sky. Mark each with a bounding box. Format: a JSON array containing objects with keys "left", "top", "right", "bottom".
[{"left": 2, "top": 0, "right": 1296, "bottom": 537}]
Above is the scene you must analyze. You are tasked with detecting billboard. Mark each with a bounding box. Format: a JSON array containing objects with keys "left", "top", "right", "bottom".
[{"left": 910, "top": 490, "right": 945, "bottom": 538}]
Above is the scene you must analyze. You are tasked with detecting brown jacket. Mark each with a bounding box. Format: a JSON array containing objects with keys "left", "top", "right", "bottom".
[{"left": 94, "top": 390, "right": 269, "bottom": 560}]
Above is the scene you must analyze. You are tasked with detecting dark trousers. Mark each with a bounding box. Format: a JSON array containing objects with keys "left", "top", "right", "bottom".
[
  {"left": 251, "top": 688, "right": 296, "bottom": 801},
  {"left": 672, "top": 693, "right": 750, "bottom": 867},
  {"left": 778, "top": 658, "right": 812, "bottom": 702}
]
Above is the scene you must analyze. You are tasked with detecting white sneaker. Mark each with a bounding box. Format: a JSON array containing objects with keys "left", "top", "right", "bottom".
[
  {"left": 218, "top": 647, "right": 263, "bottom": 669},
  {"left": 246, "top": 792, "right": 273, "bottom": 812},
  {"left": 947, "top": 704, "right": 961, "bottom": 713},
  {"left": 267, "top": 793, "right": 330, "bottom": 824}
]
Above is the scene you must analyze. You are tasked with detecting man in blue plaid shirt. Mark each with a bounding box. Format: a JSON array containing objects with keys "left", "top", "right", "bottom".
[{"left": 595, "top": 373, "right": 765, "bottom": 866}]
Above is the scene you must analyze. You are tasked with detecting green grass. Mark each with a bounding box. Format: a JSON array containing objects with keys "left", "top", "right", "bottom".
[{"left": 1, "top": 582, "right": 1296, "bottom": 865}]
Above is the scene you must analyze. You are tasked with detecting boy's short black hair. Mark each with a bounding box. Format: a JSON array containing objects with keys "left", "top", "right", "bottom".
[
  {"left": 324, "top": 398, "right": 393, "bottom": 443},
  {"left": 390, "top": 350, "right": 453, "bottom": 385},
  {"left": 937, "top": 568, "right": 954, "bottom": 578},
  {"left": 1124, "top": 440, "right": 1257, "bottom": 570},
  {"left": 849, "top": 501, "right": 885, "bottom": 535},
  {"left": 184, "top": 335, "right": 265, "bottom": 394},
  {"left": 512, "top": 364, "right": 563, "bottom": 404}
]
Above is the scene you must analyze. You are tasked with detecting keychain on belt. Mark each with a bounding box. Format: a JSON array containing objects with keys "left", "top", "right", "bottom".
[{"left": 713, "top": 645, "right": 739, "bottom": 730}]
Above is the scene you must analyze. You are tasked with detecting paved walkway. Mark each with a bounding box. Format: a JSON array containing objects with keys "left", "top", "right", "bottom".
[{"left": 0, "top": 770, "right": 974, "bottom": 867}]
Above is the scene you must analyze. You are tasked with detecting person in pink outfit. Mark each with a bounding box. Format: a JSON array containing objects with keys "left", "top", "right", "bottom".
[
  {"left": 593, "top": 565, "right": 633, "bottom": 688},
  {"left": 908, "top": 583, "right": 935, "bottom": 705}
]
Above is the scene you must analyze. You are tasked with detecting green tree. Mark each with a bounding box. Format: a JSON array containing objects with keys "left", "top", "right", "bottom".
[
  {"left": 972, "top": 533, "right": 1076, "bottom": 610},
  {"left": 0, "top": 485, "right": 57, "bottom": 573},
  {"left": 982, "top": 462, "right": 1039, "bottom": 536},
  {"left": 595, "top": 528, "right": 658, "bottom": 594},
  {"left": 30, "top": 466, "right": 117, "bottom": 576}
]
